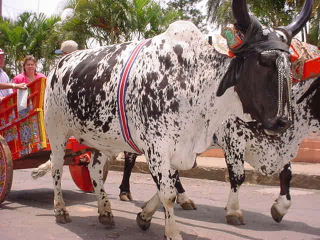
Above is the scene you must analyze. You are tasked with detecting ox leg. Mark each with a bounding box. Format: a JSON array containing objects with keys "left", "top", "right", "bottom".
[
  {"left": 225, "top": 161, "right": 245, "bottom": 225},
  {"left": 136, "top": 192, "right": 161, "bottom": 230},
  {"left": 119, "top": 151, "right": 137, "bottom": 201},
  {"left": 137, "top": 162, "right": 181, "bottom": 240},
  {"left": 271, "top": 163, "right": 292, "bottom": 223},
  {"left": 175, "top": 174, "right": 196, "bottom": 210},
  {"left": 158, "top": 170, "right": 182, "bottom": 240},
  {"left": 88, "top": 150, "right": 114, "bottom": 228},
  {"left": 50, "top": 138, "right": 71, "bottom": 224},
  {"left": 31, "top": 159, "right": 52, "bottom": 179}
]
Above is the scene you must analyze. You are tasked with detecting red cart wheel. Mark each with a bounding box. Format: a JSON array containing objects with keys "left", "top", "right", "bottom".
[
  {"left": 69, "top": 164, "right": 94, "bottom": 192},
  {"left": 0, "top": 136, "right": 13, "bottom": 204},
  {"left": 69, "top": 156, "right": 109, "bottom": 193}
]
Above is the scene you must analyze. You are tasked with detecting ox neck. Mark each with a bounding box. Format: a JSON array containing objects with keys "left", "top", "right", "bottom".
[
  {"left": 285, "top": 79, "right": 320, "bottom": 142},
  {"left": 187, "top": 46, "right": 239, "bottom": 153}
]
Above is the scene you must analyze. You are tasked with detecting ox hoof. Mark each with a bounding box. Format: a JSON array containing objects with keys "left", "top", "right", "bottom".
[
  {"left": 136, "top": 212, "right": 151, "bottom": 231},
  {"left": 271, "top": 204, "right": 284, "bottom": 223},
  {"left": 180, "top": 200, "right": 197, "bottom": 210},
  {"left": 226, "top": 215, "right": 245, "bottom": 225},
  {"left": 141, "top": 201, "right": 148, "bottom": 209},
  {"left": 55, "top": 212, "right": 72, "bottom": 224},
  {"left": 119, "top": 192, "right": 133, "bottom": 201},
  {"left": 99, "top": 213, "right": 115, "bottom": 228},
  {"left": 164, "top": 234, "right": 183, "bottom": 240}
]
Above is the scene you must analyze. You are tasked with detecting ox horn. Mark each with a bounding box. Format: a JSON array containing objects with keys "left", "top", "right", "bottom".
[
  {"left": 283, "top": 0, "right": 314, "bottom": 37},
  {"left": 232, "top": 0, "right": 251, "bottom": 33}
]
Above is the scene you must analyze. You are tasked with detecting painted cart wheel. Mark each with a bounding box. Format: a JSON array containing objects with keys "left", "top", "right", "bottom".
[
  {"left": 0, "top": 136, "right": 13, "bottom": 204},
  {"left": 69, "top": 160, "right": 109, "bottom": 193}
]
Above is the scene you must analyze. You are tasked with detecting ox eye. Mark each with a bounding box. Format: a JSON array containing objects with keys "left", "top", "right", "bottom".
[
  {"left": 280, "top": 35, "right": 286, "bottom": 42},
  {"left": 275, "top": 31, "right": 288, "bottom": 44}
]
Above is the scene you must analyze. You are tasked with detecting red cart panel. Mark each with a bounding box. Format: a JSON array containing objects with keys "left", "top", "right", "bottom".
[{"left": 0, "top": 78, "right": 48, "bottom": 160}]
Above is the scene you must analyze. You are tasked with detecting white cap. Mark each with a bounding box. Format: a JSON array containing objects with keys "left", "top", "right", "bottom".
[
  {"left": 55, "top": 40, "right": 78, "bottom": 54},
  {"left": 0, "top": 48, "right": 4, "bottom": 55}
]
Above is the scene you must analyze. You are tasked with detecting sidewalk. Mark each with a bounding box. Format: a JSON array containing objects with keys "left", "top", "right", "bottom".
[{"left": 109, "top": 155, "right": 320, "bottom": 190}]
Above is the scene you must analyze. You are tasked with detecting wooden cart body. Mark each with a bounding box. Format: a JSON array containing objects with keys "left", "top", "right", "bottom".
[{"left": 0, "top": 78, "right": 95, "bottom": 204}]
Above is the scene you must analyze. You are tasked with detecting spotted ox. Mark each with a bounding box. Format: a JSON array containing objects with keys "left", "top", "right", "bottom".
[
  {"left": 45, "top": 0, "right": 312, "bottom": 238},
  {"left": 211, "top": 76, "right": 320, "bottom": 225}
]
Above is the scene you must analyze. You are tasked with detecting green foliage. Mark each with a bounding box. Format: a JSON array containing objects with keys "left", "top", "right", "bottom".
[
  {"left": 307, "top": 1, "right": 320, "bottom": 47},
  {"left": 132, "top": 0, "right": 178, "bottom": 39},
  {"left": 0, "top": 13, "right": 60, "bottom": 77},
  {"left": 61, "top": 0, "right": 180, "bottom": 45},
  {"left": 0, "top": 0, "right": 189, "bottom": 76},
  {"left": 167, "top": 0, "right": 206, "bottom": 31}
]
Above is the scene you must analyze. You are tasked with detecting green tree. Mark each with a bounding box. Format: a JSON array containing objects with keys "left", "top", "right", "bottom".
[
  {"left": 0, "top": 12, "right": 60, "bottom": 77},
  {"left": 307, "top": 0, "right": 320, "bottom": 46},
  {"left": 62, "top": 0, "right": 132, "bottom": 46},
  {"left": 61, "top": 0, "right": 179, "bottom": 46},
  {"left": 167, "top": 0, "right": 206, "bottom": 31},
  {"left": 131, "top": 0, "right": 180, "bottom": 39}
]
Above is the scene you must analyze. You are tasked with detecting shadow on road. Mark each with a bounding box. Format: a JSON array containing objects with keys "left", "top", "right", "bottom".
[
  {"left": 53, "top": 215, "right": 211, "bottom": 240},
  {"left": 3, "top": 188, "right": 95, "bottom": 210},
  {"left": 2, "top": 187, "right": 320, "bottom": 239},
  {"left": 131, "top": 201, "right": 320, "bottom": 239}
]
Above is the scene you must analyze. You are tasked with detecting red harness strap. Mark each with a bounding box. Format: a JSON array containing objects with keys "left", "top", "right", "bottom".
[{"left": 117, "top": 39, "right": 151, "bottom": 154}]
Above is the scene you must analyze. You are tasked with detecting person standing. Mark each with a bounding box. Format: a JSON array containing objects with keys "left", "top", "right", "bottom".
[
  {"left": 13, "top": 55, "right": 46, "bottom": 84},
  {"left": 0, "top": 49, "right": 27, "bottom": 99}
]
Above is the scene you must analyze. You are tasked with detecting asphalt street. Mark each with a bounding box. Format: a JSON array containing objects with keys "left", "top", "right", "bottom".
[{"left": 1, "top": 167, "right": 320, "bottom": 240}]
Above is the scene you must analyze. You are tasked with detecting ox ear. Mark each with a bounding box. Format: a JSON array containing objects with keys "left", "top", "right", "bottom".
[
  {"left": 216, "top": 73, "right": 237, "bottom": 97},
  {"left": 216, "top": 58, "right": 242, "bottom": 97}
]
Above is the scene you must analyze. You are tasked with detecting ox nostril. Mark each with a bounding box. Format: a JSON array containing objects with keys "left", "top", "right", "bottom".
[
  {"left": 276, "top": 118, "right": 291, "bottom": 130},
  {"left": 263, "top": 117, "right": 291, "bottom": 133},
  {"left": 263, "top": 118, "right": 277, "bottom": 130}
]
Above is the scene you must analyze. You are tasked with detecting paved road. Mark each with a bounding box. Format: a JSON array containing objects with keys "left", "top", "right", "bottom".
[{"left": 1, "top": 167, "right": 320, "bottom": 240}]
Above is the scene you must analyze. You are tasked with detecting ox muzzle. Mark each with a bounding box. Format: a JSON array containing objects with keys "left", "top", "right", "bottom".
[{"left": 263, "top": 117, "right": 292, "bottom": 135}]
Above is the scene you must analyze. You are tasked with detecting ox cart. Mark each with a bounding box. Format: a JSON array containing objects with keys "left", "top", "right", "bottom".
[{"left": 0, "top": 77, "right": 97, "bottom": 204}]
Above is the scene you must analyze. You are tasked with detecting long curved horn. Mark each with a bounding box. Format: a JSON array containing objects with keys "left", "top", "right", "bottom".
[
  {"left": 283, "top": 0, "right": 314, "bottom": 37},
  {"left": 232, "top": 0, "right": 251, "bottom": 32}
]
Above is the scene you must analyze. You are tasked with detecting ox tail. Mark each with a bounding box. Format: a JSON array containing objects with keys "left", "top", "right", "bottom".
[{"left": 31, "top": 160, "right": 52, "bottom": 179}]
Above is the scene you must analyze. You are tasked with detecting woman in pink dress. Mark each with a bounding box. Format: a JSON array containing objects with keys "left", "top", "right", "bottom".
[{"left": 13, "top": 55, "right": 46, "bottom": 84}]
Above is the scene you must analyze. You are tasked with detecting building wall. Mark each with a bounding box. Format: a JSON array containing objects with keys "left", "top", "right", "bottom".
[{"left": 200, "top": 137, "right": 320, "bottom": 163}]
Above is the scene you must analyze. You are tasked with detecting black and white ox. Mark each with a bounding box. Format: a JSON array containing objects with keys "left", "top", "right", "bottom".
[
  {"left": 44, "top": 0, "right": 312, "bottom": 238},
  {"left": 115, "top": 73, "right": 320, "bottom": 223},
  {"left": 212, "top": 76, "right": 320, "bottom": 225}
]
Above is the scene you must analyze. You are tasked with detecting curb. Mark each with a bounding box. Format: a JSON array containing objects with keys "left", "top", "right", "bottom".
[{"left": 109, "top": 160, "right": 320, "bottom": 190}]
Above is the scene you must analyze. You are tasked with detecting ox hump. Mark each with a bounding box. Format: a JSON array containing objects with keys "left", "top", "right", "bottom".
[{"left": 161, "top": 20, "right": 204, "bottom": 45}]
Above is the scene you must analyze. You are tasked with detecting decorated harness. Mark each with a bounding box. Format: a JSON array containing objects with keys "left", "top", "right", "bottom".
[
  {"left": 218, "top": 24, "right": 320, "bottom": 83},
  {"left": 117, "top": 40, "right": 150, "bottom": 154}
]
